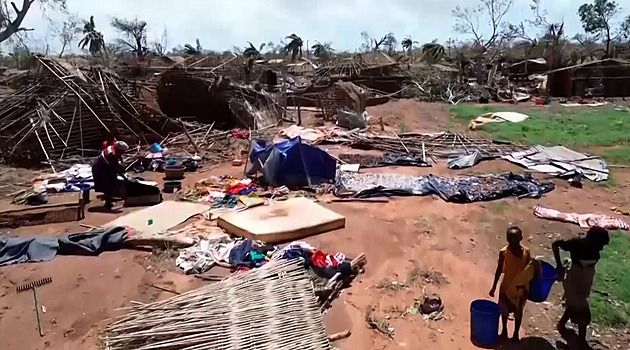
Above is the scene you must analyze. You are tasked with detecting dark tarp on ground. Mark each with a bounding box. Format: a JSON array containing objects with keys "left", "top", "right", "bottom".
[
  {"left": 0, "top": 226, "right": 129, "bottom": 266},
  {"left": 335, "top": 171, "right": 554, "bottom": 203},
  {"left": 425, "top": 173, "right": 555, "bottom": 203},
  {"left": 246, "top": 137, "right": 337, "bottom": 187}
]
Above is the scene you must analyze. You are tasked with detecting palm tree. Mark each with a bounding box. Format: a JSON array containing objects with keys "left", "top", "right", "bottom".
[
  {"left": 422, "top": 40, "right": 446, "bottom": 64},
  {"left": 184, "top": 38, "right": 202, "bottom": 56},
  {"left": 78, "top": 16, "right": 105, "bottom": 57},
  {"left": 110, "top": 17, "right": 149, "bottom": 60},
  {"left": 311, "top": 41, "right": 334, "bottom": 62},
  {"left": 284, "top": 34, "right": 303, "bottom": 62},
  {"left": 401, "top": 35, "right": 418, "bottom": 57},
  {"left": 243, "top": 42, "right": 266, "bottom": 59}
]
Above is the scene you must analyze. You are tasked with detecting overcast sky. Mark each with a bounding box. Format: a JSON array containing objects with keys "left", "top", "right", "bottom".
[{"left": 8, "top": 0, "right": 625, "bottom": 54}]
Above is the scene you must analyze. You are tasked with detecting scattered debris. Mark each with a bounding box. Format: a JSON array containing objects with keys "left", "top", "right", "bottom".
[
  {"left": 504, "top": 145, "right": 609, "bottom": 182},
  {"left": 366, "top": 307, "right": 395, "bottom": 339}
]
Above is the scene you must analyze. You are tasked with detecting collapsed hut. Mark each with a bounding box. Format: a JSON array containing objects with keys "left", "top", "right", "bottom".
[
  {"left": 0, "top": 57, "right": 168, "bottom": 166},
  {"left": 156, "top": 68, "right": 281, "bottom": 130},
  {"left": 546, "top": 58, "right": 630, "bottom": 97}
]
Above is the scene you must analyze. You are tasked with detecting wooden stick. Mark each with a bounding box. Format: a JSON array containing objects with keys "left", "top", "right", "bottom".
[
  {"left": 146, "top": 283, "right": 180, "bottom": 295},
  {"left": 328, "top": 330, "right": 351, "bottom": 342},
  {"left": 180, "top": 120, "right": 200, "bottom": 154},
  {"left": 36, "top": 57, "right": 111, "bottom": 133}
]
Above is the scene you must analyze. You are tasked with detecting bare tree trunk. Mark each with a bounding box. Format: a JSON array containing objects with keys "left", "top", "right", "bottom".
[
  {"left": 0, "top": 0, "right": 35, "bottom": 44},
  {"left": 59, "top": 42, "right": 67, "bottom": 58},
  {"left": 606, "top": 28, "right": 611, "bottom": 57}
]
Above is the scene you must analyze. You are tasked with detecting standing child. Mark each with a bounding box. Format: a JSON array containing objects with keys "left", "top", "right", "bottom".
[{"left": 489, "top": 226, "right": 540, "bottom": 342}]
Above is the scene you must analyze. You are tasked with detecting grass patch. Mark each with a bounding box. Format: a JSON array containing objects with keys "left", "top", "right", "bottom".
[
  {"left": 591, "top": 232, "right": 630, "bottom": 327},
  {"left": 450, "top": 105, "right": 630, "bottom": 149},
  {"left": 602, "top": 145, "right": 630, "bottom": 165}
]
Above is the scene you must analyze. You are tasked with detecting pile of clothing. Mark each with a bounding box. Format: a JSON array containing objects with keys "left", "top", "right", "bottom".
[{"left": 176, "top": 238, "right": 349, "bottom": 278}]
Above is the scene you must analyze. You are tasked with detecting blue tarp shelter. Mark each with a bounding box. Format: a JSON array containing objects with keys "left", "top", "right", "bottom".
[{"left": 246, "top": 137, "right": 336, "bottom": 187}]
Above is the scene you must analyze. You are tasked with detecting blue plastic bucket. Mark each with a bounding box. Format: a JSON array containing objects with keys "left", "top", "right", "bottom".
[
  {"left": 528, "top": 261, "right": 556, "bottom": 302},
  {"left": 77, "top": 183, "right": 91, "bottom": 203},
  {"left": 470, "top": 299, "right": 501, "bottom": 347}
]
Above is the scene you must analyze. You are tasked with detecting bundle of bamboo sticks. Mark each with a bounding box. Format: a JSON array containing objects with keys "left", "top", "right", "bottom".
[
  {"left": 331, "top": 130, "right": 525, "bottom": 162},
  {"left": 102, "top": 259, "right": 332, "bottom": 350}
]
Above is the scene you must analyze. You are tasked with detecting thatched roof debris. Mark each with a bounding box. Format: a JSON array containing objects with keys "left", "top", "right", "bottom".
[{"left": 0, "top": 57, "right": 170, "bottom": 166}]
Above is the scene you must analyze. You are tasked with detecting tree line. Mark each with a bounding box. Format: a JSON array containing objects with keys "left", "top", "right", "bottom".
[{"left": 0, "top": 0, "right": 629, "bottom": 66}]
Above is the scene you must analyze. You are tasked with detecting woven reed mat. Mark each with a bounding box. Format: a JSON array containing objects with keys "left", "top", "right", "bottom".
[{"left": 102, "top": 259, "right": 332, "bottom": 350}]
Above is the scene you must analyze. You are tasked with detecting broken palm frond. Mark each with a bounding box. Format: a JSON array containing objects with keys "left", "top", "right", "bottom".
[
  {"left": 102, "top": 259, "right": 332, "bottom": 350},
  {"left": 0, "top": 57, "right": 169, "bottom": 164},
  {"left": 328, "top": 130, "right": 524, "bottom": 160}
]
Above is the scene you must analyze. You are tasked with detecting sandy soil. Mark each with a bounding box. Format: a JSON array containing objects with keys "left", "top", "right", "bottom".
[{"left": 1, "top": 101, "right": 629, "bottom": 350}]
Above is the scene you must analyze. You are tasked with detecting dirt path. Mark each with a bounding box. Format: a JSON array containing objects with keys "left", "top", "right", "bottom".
[{"left": 1, "top": 102, "right": 629, "bottom": 350}]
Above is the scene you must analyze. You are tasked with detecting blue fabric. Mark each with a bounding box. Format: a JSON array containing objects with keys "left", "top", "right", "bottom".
[
  {"left": 0, "top": 227, "right": 129, "bottom": 266},
  {"left": 247, "top": 137, "right": 336, "bottom": 187}
]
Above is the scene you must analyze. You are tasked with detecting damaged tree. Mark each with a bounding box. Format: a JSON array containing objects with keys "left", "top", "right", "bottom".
[
  {"left": 452, "top": 0, "right": 514, "bottom": 48},
  {"left": 111, "top": 17, "right": 150, "bottom": 60},
  {"left": 0, "top": 0, "right": 67, "bottom": 43}
]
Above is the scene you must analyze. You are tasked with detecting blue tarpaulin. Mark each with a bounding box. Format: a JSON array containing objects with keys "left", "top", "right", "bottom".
[{"left": 246, "top": 137, "right": 336, "bottom": 187}]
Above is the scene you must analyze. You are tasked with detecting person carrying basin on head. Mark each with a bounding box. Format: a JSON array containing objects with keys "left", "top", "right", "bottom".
[{"left": 489, "top": 226, "right": 541, "bottom": 343}]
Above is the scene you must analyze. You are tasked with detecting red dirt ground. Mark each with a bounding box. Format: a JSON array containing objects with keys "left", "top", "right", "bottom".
[{"left": 1, "top": 101, "right": 629, "bottom": 350}]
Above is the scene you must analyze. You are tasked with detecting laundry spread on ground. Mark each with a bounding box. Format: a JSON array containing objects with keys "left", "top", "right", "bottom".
[{"left": 533, "top": 205, "right": 629, "bottom": 230}]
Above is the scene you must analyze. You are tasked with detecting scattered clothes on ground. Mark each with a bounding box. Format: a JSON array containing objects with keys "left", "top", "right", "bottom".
[
  {"left": 0, "top": 227, "right": 129, "bottom": 266},
  {"left": 469, "top": 112, "right": 529, "bottom": 130},
  {"left": 503, "top": 145, "right": 609, "bottom": 182},
  {"left": 339, "top": 153, "right": 430, "bottom": 168},
  {"left": 533, "top": 205, "right": 629, "bottom": 230},
  {"left": 229, "top": 239, "right": 274, "bottom": 269},
  {"left": 335, "top": 171, "right": 554, "bottom": 203},
  {"left": 447, "top": 150, "right": 484, "bottom": 169},
  {"left": 175, "top": 236, "right": 352, "bottom": 280},
  {"left": 175, "top": 235, "right": 236, "bottom": 274},
  {"left": 226, "top": 179, "right": 256, "bottom": 195},
  {"left": 246, "top": 137, "right": 336, "bottom": 187}
]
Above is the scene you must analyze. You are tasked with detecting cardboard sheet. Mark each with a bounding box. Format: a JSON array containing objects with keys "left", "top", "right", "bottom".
[
  {"left": 105, "top": 201, "right": 210, "bottom": 235},
  {"left": 218, "top": 197, "right": 345, "bottom": 243}
]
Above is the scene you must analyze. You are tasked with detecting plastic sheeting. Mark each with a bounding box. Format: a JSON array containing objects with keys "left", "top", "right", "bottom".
[
  {"left": 447, "top": 150, "right": 484, "bottom": 169},
  {"left": 246, "top": 137, "right": 337, "bottom": 187},
  {"left": 503, "top": 145, "right": 609, "bottom": 182},
  {"left": 335, "top": 171, "right": 554, "bottom": 203}
]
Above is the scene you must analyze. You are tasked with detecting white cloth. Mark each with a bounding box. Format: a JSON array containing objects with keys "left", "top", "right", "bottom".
[{"left": 176, "top": 235, "right": 236, "bottom": 274}]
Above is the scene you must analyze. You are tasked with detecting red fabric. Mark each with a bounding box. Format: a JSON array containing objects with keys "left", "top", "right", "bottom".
[
  {"left": 232, "top": 128, "right": 250, "bottom": 140},
  {"left": 311, "top": 250, "right": 328, "bottom": 268},
  {"left": 226, "top": 183, "right": 249, "bottom": 195}
]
